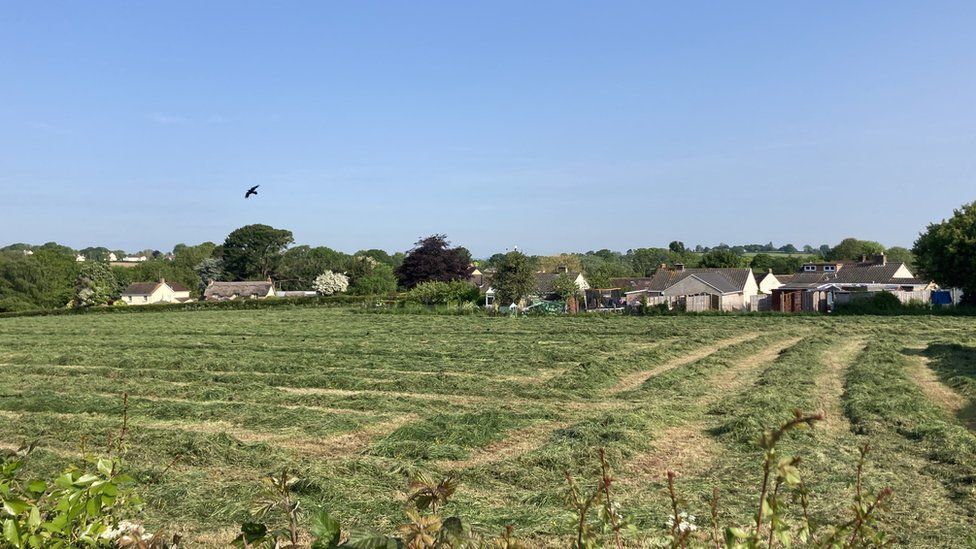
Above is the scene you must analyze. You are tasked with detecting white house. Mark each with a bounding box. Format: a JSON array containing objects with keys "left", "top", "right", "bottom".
[{"left": 120, "top": 278, "right": 193, "bottom": 305}]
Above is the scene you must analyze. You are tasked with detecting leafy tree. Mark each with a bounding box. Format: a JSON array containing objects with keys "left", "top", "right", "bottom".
[
  {"left": 828, "top": 238, "right": 885, "bottom": 261},
  {"left": 802, "top": 245, "right": 816, "bottom": 254},
  {"left": 172, "top": 242, "right": 217, "bottom": 270},
  {"left": 700, "top": 249, "right": 743, "bottom": 268},
  {"left": 72, "top": 261, "right": 118, "bottom": 307},
  {"left": 0, "top": 251, "right": 78, "bottom": 311},
  {"left": 350, "top": 263, "right": 398, "bottom": 295},
  {"left": 277, "top": 245, "right": 349, "bottom": 291},
  {"left": 751, "top": 253, "right": 809, "bottom": 275},
  {"left": 395, "top": 235, "right": 472, "bottom": 289},
  {"left": 36, "top": 242, "right": 76, "bottom": 256},
  {"left": 347, "top": 256, "right": 398, "bottom": 295},
  {"left": 78, "top": 247, "right": 113, "bottom": 262},
  {"left": 778, "top": 243, "right": 798, "bottom": 254},
  {"left": 405, "top": 280, "right": 479, "bottom": 305},
  {"left": 551, "top": 273, "right": 582, "bottom": 300},
  {"left": 884, "top": 246, "right": 915, "bottom": 269},
  {"left": 312, "top": 271, "right": 350, "bottom": 295},
  {"left": 585, "top": 262, "right": 633, "bottom": 289},
  {"left": 194, "top": 257, "right": 225, "bottom": 291},
  {"left": 492, "top": 250, "right": 534, "bottom": 305},
  {"left": 534, "top": 254, "right": 584, "bottom": 274},
  {"left": 913, "top": 201, "right": 976, "bottom": 304},
  {"left": 750, "top": 253, "right": 775, "bottom": 273},
  {"left": 669, "top": 241, "right": 686, "bottom": 254},
  {"left": 354, "top": 249, "right": 398, "bottom": 267},
  {"left": 480, "top": 253, "right": 507, "bottom": 270},
  {"left": 127, "top": 259, "right": 199, "bottom": 293},
  {"left": 0, "top": 243, "right": 33, "bottom": 253},
  {"left": 221, "top": 224, "right": 294, "bottom": 280},
  {"left": 630, "top": 248, "right": 669, "bottom": 277}
]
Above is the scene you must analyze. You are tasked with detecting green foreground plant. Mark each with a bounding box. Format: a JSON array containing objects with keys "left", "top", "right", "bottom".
[{"left": 0, "top": 395, "right": 179, "bottom": 548}]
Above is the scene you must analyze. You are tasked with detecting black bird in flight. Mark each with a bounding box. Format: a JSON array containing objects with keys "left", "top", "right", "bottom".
[{"left": 244, "top": 185, "right": 260, "bottom": 199}]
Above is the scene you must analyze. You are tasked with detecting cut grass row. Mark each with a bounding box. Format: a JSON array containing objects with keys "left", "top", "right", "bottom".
[{"left": 2, "top": 310, "right": 976, "bottom": 546}]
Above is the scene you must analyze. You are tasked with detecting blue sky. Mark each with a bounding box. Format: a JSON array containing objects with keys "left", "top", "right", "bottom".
[{"left": 2, "top": 2, "right": 974, "bottom": 256}]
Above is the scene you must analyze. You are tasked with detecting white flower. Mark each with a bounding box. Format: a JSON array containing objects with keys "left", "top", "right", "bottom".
[{"left": 313, "top": 271, "right": 350, "bottom": 295}]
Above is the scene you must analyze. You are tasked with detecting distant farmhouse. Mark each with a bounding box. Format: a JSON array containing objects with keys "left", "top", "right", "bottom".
[
  {"left": 203, "top": 280, "right": 275, "bottom": 301},
  {"left": 120, "top": 278, "right": 193, "bottom": 305},
  {"left": 770, "top": 254, "right": 932, "bottom": 312},
  {"left": 614, "top": 264, "right": 758, "bottom": 311}
]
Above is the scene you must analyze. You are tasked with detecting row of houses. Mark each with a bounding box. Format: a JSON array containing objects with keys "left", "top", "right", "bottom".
[
  {"left": 476, "top": 254, "right": 938, "bottom": 313},
  {"left": 612, "top": 254, "right": 933, "bottom": 312},
  {"left": 119, "top": 279, "right": 276, "bottom": 305},
  {"left": 118, "top": 254, "right": 943, "bottom": 313}
]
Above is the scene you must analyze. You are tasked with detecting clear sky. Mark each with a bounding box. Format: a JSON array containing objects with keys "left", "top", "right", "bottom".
[{"left": 2, "top": 2, "right": 974, "bottom": 256}]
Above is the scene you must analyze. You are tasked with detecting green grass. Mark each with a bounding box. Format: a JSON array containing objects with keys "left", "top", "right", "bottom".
[{"left": 1, "top": 309, "right": 975, "bottom": 546}]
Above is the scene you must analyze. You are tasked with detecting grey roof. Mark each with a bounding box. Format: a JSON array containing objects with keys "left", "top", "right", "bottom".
[
  {"left": 168, "top": 282, "right": 190, "bottom": 292},
  {"left": 122, "top": 282, "right": 161, "bottom": 296},
  {"left": 534, "top": 272, "right": 582, "bottom": 295},
  {"left": 644, "top": 267, "right": 753, "bottom": 293},
  {"left": 781, "top": 262, "right": 923, "bottom": 288},
  {"left": 688, "top": 272, "right": 740, "bottom": 294},
  {"left": 204, "top": 281, "right": 274, "bottom": 299},
  {"left": 610, "top": 277, "right": 656, "bottom": 291}
]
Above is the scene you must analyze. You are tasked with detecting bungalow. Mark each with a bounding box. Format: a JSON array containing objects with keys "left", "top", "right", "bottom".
[
  {"left": 203, "top": 280, "right": 276, "bottom": 301},
  {"left": 532, "top": 269, "right": 589, "bottom": 301},
  {"left": 120, "top": 278, "right": 193, "bottom": 305},
  {"left": 613, "top": 264, "right": 759, "bottom": 311},
  {"left": 771, "top": 255, "right": 931, "bottom": 312}
]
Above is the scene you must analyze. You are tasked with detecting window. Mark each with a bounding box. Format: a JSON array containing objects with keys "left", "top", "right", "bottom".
[
  {"left": 824, "top": 265, "right": 836, "bottom": 272},
  {"left": 803, "top": 265, "right": 817, "bottom": 272}
]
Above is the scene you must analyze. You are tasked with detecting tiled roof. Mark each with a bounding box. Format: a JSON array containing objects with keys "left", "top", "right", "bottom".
[
  {"left": 781, "top": 263, "right": 928, "bottom": 289},
  {"left": 610, "top": 277, "right": 656, "bottom": 291},
  {"left": 780, "top": 262, "right": 925, "bottom": 288},
  {"left": 168, "top": 282, "right": 190, "bottom": 292},
  {"left": 204, "top": 281, "right": 274, "bottom": 299},
  {"left": 122, "top": 282, "right": 160, "bottom": 296},
  {"left": 645, "top": 267, "right": 753, "bottom": 293},
  {"left": 534, "top": 272, "right": 581, "bottom": 294},
  {"left": 689, "top": 272, "right": 740, "bottom": 294}
]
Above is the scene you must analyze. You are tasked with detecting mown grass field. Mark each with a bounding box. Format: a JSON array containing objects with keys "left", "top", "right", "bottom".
[{"left": 1, "top": 309, "right": 975, "bottom": 546}]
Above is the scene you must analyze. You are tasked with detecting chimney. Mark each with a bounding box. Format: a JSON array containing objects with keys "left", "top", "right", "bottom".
[
  {"left": 659, "top": 263, "right": 668, "bottom": 270},
  {"left": 860, "top": 255, "right": 868, "bottom": 263},
  {"left": 556, "top": 265, "right": 568, "bottom": 274},
  {"left": 768, "top": 268, "right": 773, "bottom": 274},
  {"left": 159, "top": 277, "right": 165, "bottom": 284},
  {"left": 674, "top": 263, "right": 685, "bottom": 272},
  {"left": 877, "top": 253, "right": 886, "bottom": 266}
]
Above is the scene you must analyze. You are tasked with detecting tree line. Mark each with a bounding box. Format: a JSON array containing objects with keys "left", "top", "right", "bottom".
[{"left": 5, "top": 199, "right": 976, "bottom": 312}]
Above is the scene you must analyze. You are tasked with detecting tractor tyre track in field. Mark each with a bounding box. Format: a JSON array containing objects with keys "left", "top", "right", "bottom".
[
  {"left": 623, "top": 336, "right": 805, "bottom": 483},
  {"left": 608, "top": 333, "right": 762, "bottom": 395},
  {"left": 815, "top": 337, "right": 866, "bottom": 434},
  {"left": 436, "top": 420, "right": 570, "bottom": 470},
  {"left": 905, "top": 353, "right": 976, "bottom": 432}
]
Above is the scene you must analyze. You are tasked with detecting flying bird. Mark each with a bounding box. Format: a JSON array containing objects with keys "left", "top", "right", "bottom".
[{"left": 245, "top": 185, "right": 260, "bottom": 199}]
